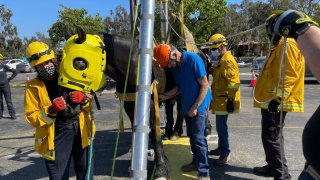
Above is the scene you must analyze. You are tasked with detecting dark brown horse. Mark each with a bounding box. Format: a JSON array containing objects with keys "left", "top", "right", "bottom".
[{"left": 64, "top": 28, "right": 211, "bottom": 179}]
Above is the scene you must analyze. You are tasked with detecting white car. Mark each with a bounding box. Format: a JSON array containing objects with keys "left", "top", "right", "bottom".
[{"left": 2, "top": 59, "right": 24, "bottom": 70}]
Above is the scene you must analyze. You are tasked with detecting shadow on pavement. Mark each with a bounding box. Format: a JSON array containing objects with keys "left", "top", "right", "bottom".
[{"left": 0, "top": 129, "right": 133, "bottom": 179}]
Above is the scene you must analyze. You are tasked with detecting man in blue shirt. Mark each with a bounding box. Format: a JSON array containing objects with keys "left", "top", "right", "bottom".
[{"left": 154, "top": 44, "right": 212, "bottom": 180}]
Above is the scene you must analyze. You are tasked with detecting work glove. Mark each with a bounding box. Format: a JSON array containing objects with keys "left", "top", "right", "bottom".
[
  {"left": 226, "top": 97, "right": 235, "bottom": 113},
  {"left": 69, "top": 91, "right": 85, "bottom": 103},
  {"left": 268, "top": 98, "right": 281, "bottom": 113},
  {"left": 51, "top": 96, "right": 67, "bottom": 112},
  {"left": 267, "top": 9, "right": 319, "bottom": 40}
]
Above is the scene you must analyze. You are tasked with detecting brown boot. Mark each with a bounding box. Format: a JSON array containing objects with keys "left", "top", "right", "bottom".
[
  {"left": 208, "top": 148, "right": 220, "bottom": 156},
  {"left": 213, "top": 154, "right": 231, "bottom": 166},
  {"left": 181, "top": 162, "right": 196, "bottom": 172}
]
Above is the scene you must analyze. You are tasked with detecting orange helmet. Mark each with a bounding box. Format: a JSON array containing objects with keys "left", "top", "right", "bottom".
[{"left": 153, "top": 44, "right": 172, "bottom": 69}]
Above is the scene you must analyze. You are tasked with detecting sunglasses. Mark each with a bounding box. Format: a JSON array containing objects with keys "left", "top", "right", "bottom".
[{"left": 28, "top": 49, "right": 51, "bottom": 62}]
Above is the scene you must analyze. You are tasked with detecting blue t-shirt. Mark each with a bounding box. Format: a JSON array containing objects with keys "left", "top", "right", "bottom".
[{"left": 170, "top": 51, "right": 212, "bottom": 115}]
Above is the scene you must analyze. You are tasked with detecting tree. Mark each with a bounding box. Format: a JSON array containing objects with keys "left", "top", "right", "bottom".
[
  {"left": 104, "top": 6, "right": 131, "bottom": 37},
  {"left": 153, "top": 0, "right": 228, "bottom": 45},
  {"left": 0, "top": 4, "right": 22, "bottom": 58},
  {"left": 48, "top": 5, "right": 105, "bottom": 47}
]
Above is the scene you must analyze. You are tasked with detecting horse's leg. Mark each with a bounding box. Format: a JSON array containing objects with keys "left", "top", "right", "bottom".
[
  {"left": 173, "top": 98, "right": 184, "bottom": 136},
  {"left": 149, "top": 100, "right": 169, "bottom": 179},
  {"left": 124, "top": 101, "right": 135, "bottom": 129}
]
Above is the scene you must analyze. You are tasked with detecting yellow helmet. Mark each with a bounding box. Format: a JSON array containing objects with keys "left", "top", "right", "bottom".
[
  {"left": 208, "top": 34, "right": 228, "bottom": 49},
  {"left": 58, "top": 34, "right": 106, "bottom": 93},
  {"left": 26, "top": 41, "right": 55, "bottom": 67},
  {"left": 0, "top": 53, "right": 3, "bottom": 60}
]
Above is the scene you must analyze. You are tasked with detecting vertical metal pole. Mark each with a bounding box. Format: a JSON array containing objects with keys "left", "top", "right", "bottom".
[
  {"left": 131, "top": 0, "right": 155, "bottom": 179},
  {"left": 160, "top": 0, "right": 169, "bottom": 43}
]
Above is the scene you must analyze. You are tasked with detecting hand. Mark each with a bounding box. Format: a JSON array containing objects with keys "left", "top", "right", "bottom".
[
  {"left": 268, "top": 98, "right": 281, "bottom": 113},
  {"left": 188, "top": 103, "right": 198, "bottom": 117},
  {"left": 51, "top": 96, "right": 67, "bottom": 112},
  {"left": 158, "top": 94, "right": 166, "bottom": 102},
  {"left": 69, "top": 91, "right": 85, "bottom": 103},
  {"left": 266, "top": 9, "right": 318, "bottom": 40},
  {"left": 226, "top": 97, "right": 235, "bottom": 113}
]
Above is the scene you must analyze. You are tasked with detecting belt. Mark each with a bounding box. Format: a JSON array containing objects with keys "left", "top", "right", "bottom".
[{"left": 55, "top": 120, "right": 79, "bottom": 131}]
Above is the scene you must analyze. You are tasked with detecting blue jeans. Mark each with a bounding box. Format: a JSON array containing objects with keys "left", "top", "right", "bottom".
[
  {"left": 216, "top": 114, "right": 230, "bottom": 157},
  {"left": 184, "top": 111, "right": 210, "bottom": 177},
  {"left": 298, "top": 170, "right": 317, "bottom": 180}
]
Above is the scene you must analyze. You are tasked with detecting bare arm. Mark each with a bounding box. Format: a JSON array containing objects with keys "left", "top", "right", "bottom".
[
  {"left": 297, "top": 26, "right": 320, "bottom": 81},
  {"left": 188, "top": 76, "right": 209, "bottom": 117},
  {"left": 158, "top": 86, "right": 179, "bottom": 102}
]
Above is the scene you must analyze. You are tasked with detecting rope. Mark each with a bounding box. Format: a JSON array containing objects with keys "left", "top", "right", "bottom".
[
  {"left": 225, "top": 24, "right": 265, "bottom": 39},
  {"left": 162, "top": 9, "right": 266, "bottom": 47},
  {"left": 110, "top": 1, "right": 140, "bottom": 179},
  {"left": 252, "top": 35, "right": 289, "bottom": 179},
  {"left": 86, "top": 110, "right": 95, "bottom": 180},
  {"left": 279, "top": 37, "right": 288, "bottom": 180}
]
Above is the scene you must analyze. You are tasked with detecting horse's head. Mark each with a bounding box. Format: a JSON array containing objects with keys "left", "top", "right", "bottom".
[
  {"left": 99, "top": 33, "right": 139, "bottom": 89},
  {"left": 59, "top": 27, "right": 107, "bottom": 93}
]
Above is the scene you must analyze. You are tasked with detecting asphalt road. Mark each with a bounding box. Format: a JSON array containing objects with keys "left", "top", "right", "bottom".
[{"left": 0, "top": 71, "right": 319, "bottom": 179}]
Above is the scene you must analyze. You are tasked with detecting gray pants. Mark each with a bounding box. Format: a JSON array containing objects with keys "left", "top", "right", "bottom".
[{"left": 0, "top": 83, "right": 15, "bottom": 117}]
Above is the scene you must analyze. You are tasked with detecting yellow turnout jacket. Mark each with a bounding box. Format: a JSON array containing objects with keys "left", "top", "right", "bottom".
[
  {"left": 24, "top": 78, "right": 96, "bottom": 160},
  {"left": 210, "top": 51, "right": 241, "bottom": 115},
  {"left": 253, "top": 37, "right": 304, "bottom": 112}
]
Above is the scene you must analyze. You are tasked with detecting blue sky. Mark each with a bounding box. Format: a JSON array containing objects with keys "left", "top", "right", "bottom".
[{"left": 1, "top": 0, "right": 241, "bottom": 39}]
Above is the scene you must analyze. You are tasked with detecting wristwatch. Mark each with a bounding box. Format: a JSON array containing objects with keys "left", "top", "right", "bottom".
[{"left": 193, "top": 103, "right": 199, "bottom": 109}]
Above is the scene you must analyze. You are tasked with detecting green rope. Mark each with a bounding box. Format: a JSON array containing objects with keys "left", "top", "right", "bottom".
[
  {"left": 86, "top": 110, "right": 95, "bottom": 180},
  {"left": 150, "top": 164, "right": 157, "bottom": 180},
  {"left": 110, "top": 2, "right": 140, "bottom": 179}
]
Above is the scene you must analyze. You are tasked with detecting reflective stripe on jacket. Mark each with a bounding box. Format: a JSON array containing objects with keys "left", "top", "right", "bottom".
[
  {"left": 210, "top": 51, "right": 241, "bottom": 115},
  {"left": 253, "top": 37, "right": 304, "bottom": 112},
  {"left": 24, "top": 78, "right": 96, "bottom": 160}
]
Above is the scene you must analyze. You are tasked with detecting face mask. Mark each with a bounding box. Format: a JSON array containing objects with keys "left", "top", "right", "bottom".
[
  {"left": 211, "top": 49, "right": 220, "bottom": 58},
  {"left": 38, "top": 65, "right": 56, "bottom": 79}
]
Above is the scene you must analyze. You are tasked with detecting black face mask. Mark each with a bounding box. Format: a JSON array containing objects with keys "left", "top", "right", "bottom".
[
  {"left": 269, "top": 35, "right": 282, "bottom": 46},
  {"left": 38, "top": 65, "right": 56, "bottom": 80}
]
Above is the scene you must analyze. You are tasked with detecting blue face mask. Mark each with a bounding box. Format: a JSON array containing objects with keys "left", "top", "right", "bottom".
[{"left": 211, "top": 49, "right": 220, "bottom": 58}]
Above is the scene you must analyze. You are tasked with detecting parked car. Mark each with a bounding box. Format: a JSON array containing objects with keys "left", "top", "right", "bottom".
[
  {"left": 252, "top": 56, "right": 314, "bottom": 78},
  {"left": 252, "top": 56, "right": 266, "bottom": 71},
  {"left": 2, "top": 59, "right": 24, "bottom": 70},
  {"left": 241, "top": 57, "right": 254, "bottom": 64},
  {"left": 16, "top": 62, "right": 33, "bottom": 73},
  {"left": 237, "top": 61, "right": 251, "bottom": 68}
]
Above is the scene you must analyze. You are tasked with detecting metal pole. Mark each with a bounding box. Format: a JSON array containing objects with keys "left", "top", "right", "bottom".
[
  {"left": 131, "top": 0, "right": 155, "bottom": 179},
  {"left": 160, "top": 0, "right": 169, "bottom": 43}
]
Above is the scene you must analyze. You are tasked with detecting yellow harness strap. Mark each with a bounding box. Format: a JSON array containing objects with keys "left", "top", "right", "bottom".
[{"left": 151, "top": 80, "right": 161, "bottom": 140}]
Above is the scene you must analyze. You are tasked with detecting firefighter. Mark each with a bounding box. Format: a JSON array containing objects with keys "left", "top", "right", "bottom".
[
  {"left": 266, "top": 9, "right": 320, "bottom": 180},
  {"left": 0, "top": 54, "right": 17, "bottom": 119},
  {"left": 252, "top": 12, "right": 305, "bottom": 179},
  {"left": 24, "top": 41, "right": 96, "bottom": 180},
  {"left": 207, "top": 34, "right": 241, "bottom": 166}
]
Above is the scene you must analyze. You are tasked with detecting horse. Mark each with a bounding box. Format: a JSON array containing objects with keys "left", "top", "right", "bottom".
[
  {"left": 64, "top": 28, "right": 211, "bottom": 179},
  {"left": 101, "top": 33, "right": 170, "bottom": 179}
]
